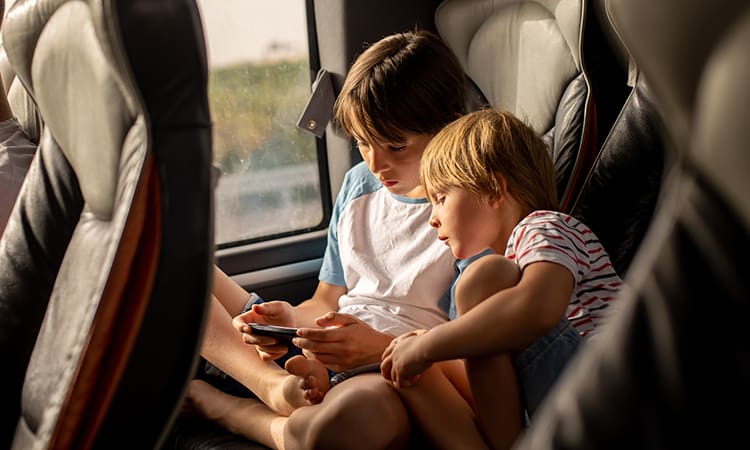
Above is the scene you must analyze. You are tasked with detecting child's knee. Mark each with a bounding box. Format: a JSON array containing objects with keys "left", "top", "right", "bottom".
[
  {"left": 455, "top": 254, "right": 520, "bottom": 314},
  {"left": 290, "top": 379, "right": 409, "bottom": 449}
]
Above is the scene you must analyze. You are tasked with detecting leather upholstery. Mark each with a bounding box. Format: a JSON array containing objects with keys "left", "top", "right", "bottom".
[
  {"left": 515, "top": 0, "right": 750, "bottom": 448},
  {"left": 568, "top": 0, "right": 667, "bottom": 277},
  {"left": 570, "top": 0, "right": 668, "bottom": 276},
  {"left": 0, "top": 0, "right": 42, "bottom": 235},
  {"left": 435, "top": 0, "right": 596, "bottom": 209},
  {"left": 570, "top": 77, "right": 666, "bottom": 276},
  {"left": 0, "top": 48, "right": 42, "bottom": 143},
  {"left": 0, "top": 0, "right": 42, "bottom": 143},
  {"left": 0, "top": 0, "right": 213, "bottom": 448}
]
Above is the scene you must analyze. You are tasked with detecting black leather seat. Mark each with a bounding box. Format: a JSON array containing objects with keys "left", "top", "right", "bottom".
[
  {"left": 0, "top": 0, "right": 213, "bottom": 448},
  {"left": 515, "top": 0, "right": 750, "bottom": 448},
  {"left": 569, "top": 0, "right": 667, "bottom": 277},
  {"left": 570, "top": 75, "right": 665, "bottom": 277}
]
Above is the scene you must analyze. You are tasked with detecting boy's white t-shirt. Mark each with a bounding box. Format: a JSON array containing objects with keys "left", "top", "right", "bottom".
[{"left": 319, "top": 162, "right": 455, "bottom": 336}]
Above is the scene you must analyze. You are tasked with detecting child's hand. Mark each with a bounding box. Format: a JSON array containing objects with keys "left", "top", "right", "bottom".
[
  {"left": 293, "top": 312, "right": 393, "bottom": 372},
  {"left": 233, "top": 300, "right": 295, "bottom": 361},
  {"left": 380, "top": 330, "right": 432, "bottom": 388}
]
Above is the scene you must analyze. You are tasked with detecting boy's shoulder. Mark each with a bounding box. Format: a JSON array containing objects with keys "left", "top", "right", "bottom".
[{"left": 339, "top": 161, "right": 382, "bottom": 201}]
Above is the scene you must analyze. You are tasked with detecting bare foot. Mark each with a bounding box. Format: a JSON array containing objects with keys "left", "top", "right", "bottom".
[{"left": 284, "top": 355, "right": 330, "bottom": 404}]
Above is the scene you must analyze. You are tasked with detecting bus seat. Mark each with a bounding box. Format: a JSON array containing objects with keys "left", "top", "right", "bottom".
[
  {"left": 569, "top": 0, "right": 667, "bottom": 277},
  {"left": 0, "top": 0, "right": 213, "bottom": 448},
  {"left": 435, "top": 0, "right": 598, "bottom": 210},
  {"left": 0, "top": 0, "right": 42, "bottom": 143},
  {"left": 515, "top": 0, "right": 750, "bottom": 448},
  {"left": 0, "top": 59, "right": 41, "bottom": 144},
  {"left": 570, "top": 74, "right": 665, "bottom": 277},
  {"left": 0, "top": 0, "right": 42, "bottom": 235}
]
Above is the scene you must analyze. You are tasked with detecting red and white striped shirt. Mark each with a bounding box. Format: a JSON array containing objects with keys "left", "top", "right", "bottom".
[{"left": 505, "top": 210, "right": 623, "bottom": 337}]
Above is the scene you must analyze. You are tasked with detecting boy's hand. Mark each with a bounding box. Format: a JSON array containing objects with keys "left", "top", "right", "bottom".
[
  {"left": 233, "top": 300, "right": 295, "bottom": 361},
  {"left": 293, "top": 312, "right": 393, "bottom": 372},
  {"left": 381, "top": 330, "right": 432, "bottom": 387}
]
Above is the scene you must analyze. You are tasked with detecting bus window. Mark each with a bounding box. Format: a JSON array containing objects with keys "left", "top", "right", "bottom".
[{"left": 197, "top": 0, "right": 326, "bottom": 247}]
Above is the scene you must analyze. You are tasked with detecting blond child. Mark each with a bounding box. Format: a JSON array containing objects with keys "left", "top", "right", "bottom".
[{"left": 381, "top": 109, "right": 623, "bottom": 449}]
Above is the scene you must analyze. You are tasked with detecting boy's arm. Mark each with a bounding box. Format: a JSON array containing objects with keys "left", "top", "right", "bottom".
[
  {"left": 419, "top": 260, "right": 573, "bottom": 363},
  {"left": 216, "top": 256, "right": 343, "bottom": 326},
  {"left": 293, "top": 280, "right": 346, "bottom": 326},
  {"left": 295, "top": 311, "right": 395, "bottom": 372}
]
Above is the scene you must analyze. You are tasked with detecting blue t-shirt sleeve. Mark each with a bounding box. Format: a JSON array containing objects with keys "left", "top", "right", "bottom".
[
  {"left": 319, "top": 190, "right": 347, "bottom": 287},
  {"left": 319, "top": 162, "right": 382, "bottom": 287},
  {"left": 318, "top": 203, "right": 346, "bottom": 286}
]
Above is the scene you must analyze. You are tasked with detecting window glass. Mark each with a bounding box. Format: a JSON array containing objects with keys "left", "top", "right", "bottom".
[{"left": 197, "top": 0, "right": 324, "bottom": 246}]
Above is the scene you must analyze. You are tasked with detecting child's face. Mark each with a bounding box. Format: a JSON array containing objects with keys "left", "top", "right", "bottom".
[
  {"left": 357, "top": 133, "right": 434, "bottom": 198},
  {"left": 428, "top": 187, "right": 504, "bottom": 259}
]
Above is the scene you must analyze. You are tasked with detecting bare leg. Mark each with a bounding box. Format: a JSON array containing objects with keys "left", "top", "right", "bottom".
[
  {"left": 465, "top": 354, "right": 522, "bottom": 450},
  {"left": 284, "top": 373, "right": 410, "bottom": 450},
  {"left": 189, "top": 374, "right": 410, "bottom": 450},
  {"left": 454, "top": 254, "right": 521, "bottom": 314},
  {"left": 187, "top": 379, "right": 288, "bottom": 449},
  {"left": 200, "top": 295, "right": 309, "bottom": 416},
  {"left": 396, "top": 360, "right": 490, "bottom": 450},
  {"left": 455, "top": 254, "right": 523, "bottom": 448},
  {"left": 201, "top": 266, "right": 326, "bottom": 415},
  {"left": 212, "top": 266, "right": 253, "bottom": 315}
]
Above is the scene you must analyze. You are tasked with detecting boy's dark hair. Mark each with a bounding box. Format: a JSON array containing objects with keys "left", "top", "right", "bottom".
[{"left": 333, "top": 30, "right": 467, "bottom": 145}]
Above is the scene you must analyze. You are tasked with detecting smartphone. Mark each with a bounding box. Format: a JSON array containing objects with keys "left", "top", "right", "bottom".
[{"left": 248, "top": 323, "right": 299, "bottom": 340}]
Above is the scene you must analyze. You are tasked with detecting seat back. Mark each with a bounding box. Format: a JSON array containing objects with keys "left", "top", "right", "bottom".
[
  {"left": 0, "top": 0, "right": 42, "bottom": 235},
  {"left": 570, "top": 75, "right": 665, "bottom": 276},
  {"left": 0, "top": 0, "right": 213, "bottom": 448},
  {"left": 0, "top": 53, "right": 41, "bottom": 143},
  {"left": 0, "top": 0, "right": 42, "bottom": 143},
  {"left": 435, "top": 0, "right": 596, "bottom": 209},
  {"left": 569, "top": 0, "right": 667, "bottom": 276},
  {"left": 514, "top": 0, "right": 750, "bottom": 448}
]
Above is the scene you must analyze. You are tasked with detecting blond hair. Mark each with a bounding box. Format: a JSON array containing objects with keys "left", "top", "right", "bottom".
[{"left": 420, "top": 109, "right": 558, "bottom": 212}]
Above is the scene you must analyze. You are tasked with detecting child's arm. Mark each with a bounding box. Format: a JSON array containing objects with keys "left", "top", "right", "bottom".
[
  {"left": 294, "top": 312, "right": 397, "bottom": 372},
  {"left": 234, "top": 281, "right": 345, "bottom": 360},
  {"left": 294, "top": 281, "right": 346, "bottom": 324},
  {"left": 383, "top": 258, "right": 572, "bottom": 384},
  {"left": 423, "top": 260, "right": 572, "bottom": 361}
]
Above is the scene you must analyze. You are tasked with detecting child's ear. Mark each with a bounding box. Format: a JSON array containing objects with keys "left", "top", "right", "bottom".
[
  {"left": 487, "top": 190, "right": 503, "bottom": 208},
  {"left": 497, "top": 175, "right": 509, "bottom": 193},
  {"left": 492, "top": 190, "right": 509, "bottom": 208},
  {"left": 489, "top": 175, "right": 508, "bottom": 208}
]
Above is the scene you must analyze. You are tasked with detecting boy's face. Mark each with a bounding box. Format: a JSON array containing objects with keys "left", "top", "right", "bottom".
[
  {"left": 357, "top": 133, "right": 434, "bottom": 198},
  {"left": 428, "top": 187, "right": 503, "bottom": 259}
]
